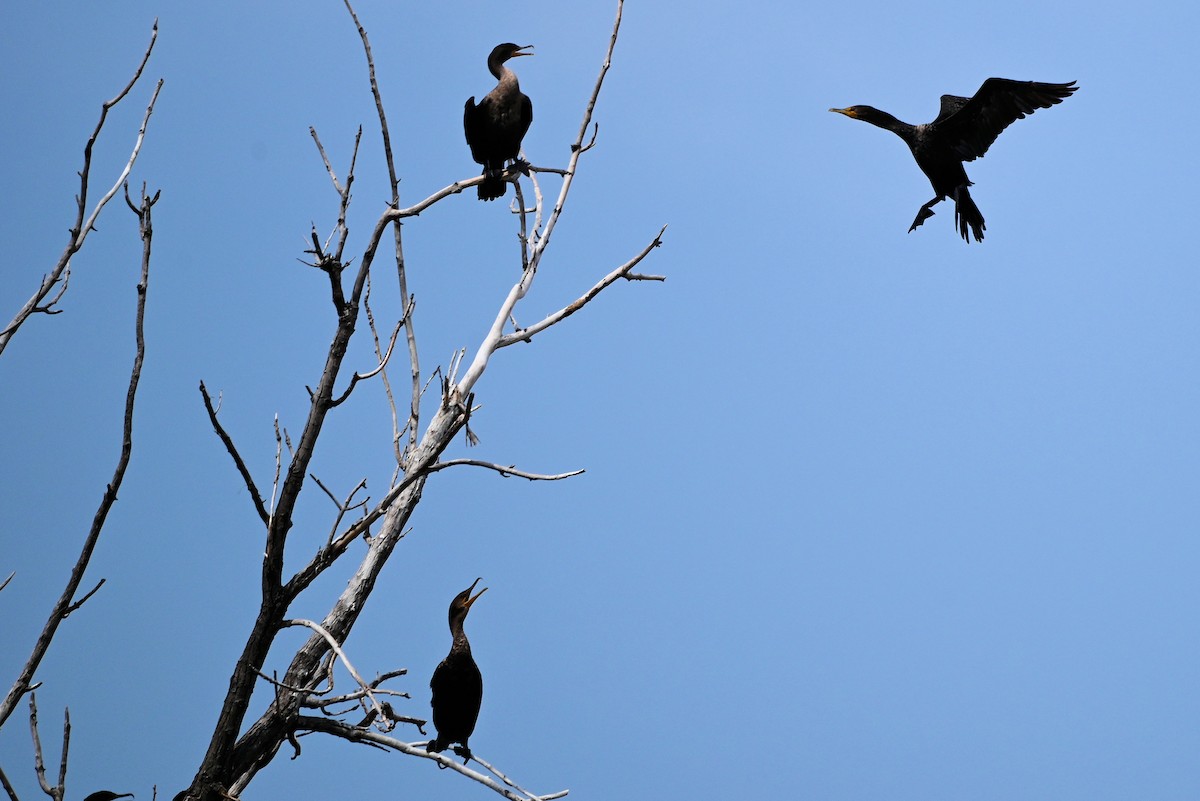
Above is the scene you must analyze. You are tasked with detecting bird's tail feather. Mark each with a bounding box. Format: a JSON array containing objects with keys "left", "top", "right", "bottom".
[
  {"left": 478, "top": 168, "right": 506, "bottom": 201},
  {"left": 954, "top": 186, "right": 985, "bottom": 243}
]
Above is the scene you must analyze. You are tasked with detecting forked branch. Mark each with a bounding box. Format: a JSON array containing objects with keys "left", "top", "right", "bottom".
[
  {"left": 497, "top": 225, "right": 667, "bottom": 348},
  {"left": 291, "top": 717, "right": 568, "bottom": 801},
  {"left": 0, "top": 22, "right": 161, "bottom": 357}
]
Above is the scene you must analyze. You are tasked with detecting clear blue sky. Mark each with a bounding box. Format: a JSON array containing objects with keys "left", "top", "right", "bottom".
[{"left": 3, "top": 1, "right": 1198, "bottom": 800}]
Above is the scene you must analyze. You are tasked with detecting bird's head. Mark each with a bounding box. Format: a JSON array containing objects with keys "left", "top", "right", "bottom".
[
  {"left": 490, "top": 43, "right": 534, "bottom": 64},
  {"left": 448, "top": 577, "right": 488, "bottom": 628}
]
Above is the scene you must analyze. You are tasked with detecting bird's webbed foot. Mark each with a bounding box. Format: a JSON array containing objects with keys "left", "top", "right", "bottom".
[
  {"left": 511, "top": 158, "right": 531, "bottom": 176},
  {"left": 452, "top": 744, "right": 474, "bottom": 763},
  {"left": 908, "top": 197, "right": 942, "bottom": 233}
]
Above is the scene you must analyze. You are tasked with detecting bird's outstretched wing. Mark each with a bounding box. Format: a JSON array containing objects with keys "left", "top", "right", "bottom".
[{"left": 932, "top": 79, "right": 1077, "bottom": 162}]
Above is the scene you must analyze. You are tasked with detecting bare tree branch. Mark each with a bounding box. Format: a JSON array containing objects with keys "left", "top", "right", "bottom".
[
  {"left": 305, "top": 669, "right": 410, "bottom": 711},
  {"left": 280, "top": 620, "right": 390, "bottom": 727},
  {"left": 63, "top": 580, "right": 106, "bottom": 617},
  {"left": 428, "top": 460, "right": 585, "bottom": 482},
  {"left": 497, "top": 225, "right": 667, "bottom": 348},
  {"left": 341, "top": 0, "right": 422, "bottom": 467},
  {"left": 28, "top": 696, "right": 68, "bottom": 801},
  {"left": 0, "top": 20, "right": 161, "bottom": 357},
  {"left": 0, "top": 185, "right": 159, "bottom": 730},
  {"left": 291, "top": 717, "right": 568, "bottom": 801},
  {"left": 327, "top": 320, "right": 402, "bottom": 409},
  {"left": 310, "top": 476, "right": 368, "bottom": 546},
  {"left": 0, "top": 764, "right": 21, "bottom": 801},
  {"left": 473, "top": 753, "right": 569, "bottom": 801},
  {"left": 269, "top": 416, "right": 284, "bottom": 517},
  {"left": 363, "top": 275, "right": 404, "bottom": 466},
  {"left": 198, "top": 382, "right": 270, "bottom": 528}
]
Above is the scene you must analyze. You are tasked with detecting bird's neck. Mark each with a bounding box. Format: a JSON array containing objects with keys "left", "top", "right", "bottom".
[
  {"left": 489, "top": 63, "right": 519, "bottom": 89},
  {"left": 451, "top": 629, "right": 472, "bottom": 655},
  {"left": 856, "top": 107, "right": 917, "bottom": 143},
  {"left": 450, "top": 618, "right": 472, "bottom": 651}
]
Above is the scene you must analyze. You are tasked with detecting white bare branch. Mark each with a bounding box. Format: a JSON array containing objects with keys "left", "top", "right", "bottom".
[
  {"left": 292, "top": 716, "right": 567, "bottom": 801},
  {"left": 429, "top": 459, "right": 584, "bottom": 481},
  {"left": 497, "top": 225, "right": 667, "bottom": 349},
  {"left": 78, "top": 79, "right": 163, "bottom": 252},
  {"left": 280, "top": 620, "right": 388, "bottom": 725},
  {"left": 473, "top": 753, "right": 569, "bottom": 801},
  {"left": 0, "top": 22, "right": 160, "bottom": 357}
]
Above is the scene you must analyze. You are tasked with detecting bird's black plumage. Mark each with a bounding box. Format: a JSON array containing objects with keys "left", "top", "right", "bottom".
[
  {"left": 830, "top": 78, "right": 1078, "bottom": 242},
  {"left": 464, "top": 43, "right": 534, "bottom": 201},
  {"left": 428, "top": 578, "right": 487, "bottom": 761},
  {"left": 83, "top": 793, "right": 133, "bottom": 801}
]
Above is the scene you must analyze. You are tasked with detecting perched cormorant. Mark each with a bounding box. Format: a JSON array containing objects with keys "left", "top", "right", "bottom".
[
  {"left": 428, "top": 578, "right": 487, "bottom": 760},
  {"left": 830, "top": 79, "right": 1078, "bottom": 242},
  {"left": 464, "top": 43, "right": 534, "bottom": 201}
]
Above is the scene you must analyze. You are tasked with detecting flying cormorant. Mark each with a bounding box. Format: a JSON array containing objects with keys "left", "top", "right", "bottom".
[{"left": 830, "top": 78, "right": 1078, "bottom": 242}]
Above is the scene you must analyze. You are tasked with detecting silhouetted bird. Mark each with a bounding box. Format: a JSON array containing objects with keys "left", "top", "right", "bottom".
[
  {"left": 464, "top": 43, "right": 534, "bottom": 201},
  {"left": 428, "top": 578, "right": 487, "bottom": 760},
  {"left": 830, "top": 78, "right": 1078, "bottom": 242},
  {"left": 83, "top": 792, "right": 133, "bottom": 801}
]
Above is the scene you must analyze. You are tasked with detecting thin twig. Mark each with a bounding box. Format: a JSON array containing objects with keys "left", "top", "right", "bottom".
[
  {"left": 0, "top": 764, "right": 21, "bottom": 801},
  {"left": 0, "top": 21, "right": 160, "bottom": 356},
  {"left": 428, "top": 460, "right": 584, "bottom": 481},
  {"left": 269, "top": 416, "right": 283, "bottom": 517},
  {"left": 473, "top": 753, "right": 568, "bottom": 801},
  {"left": 281, "top": 620, "right": 386, "bottom": 723},
  {"left": 327, "top": 320, "right": 402, "bottom": 408},
  {"left": 63, "top": 579, "right": 106, "bottom": 616},
  {"left": 198, "top": 382, "right": 270, "bottom": 527},
  {"left": 308, "top": 669, "right": 409, "bottom": 708},
  {"left": 496, "top": 225, "right": 667, "bottom": 348},
  {"left": 363, "top": 274, "right": 403, "bottom": 466},
  {"left": 342, "top": 0, "right": 422, "bottom": 465}
]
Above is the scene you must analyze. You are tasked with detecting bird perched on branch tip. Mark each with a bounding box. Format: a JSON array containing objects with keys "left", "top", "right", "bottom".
[
  {"left": 465, "top": 43, "right": 534, "bottom": 201},
  {"left": 428, "top": 578, "right": 487, "bottom": 762}
]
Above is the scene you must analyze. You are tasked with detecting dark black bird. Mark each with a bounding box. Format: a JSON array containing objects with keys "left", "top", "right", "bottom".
[
  {"left": 830, "top": 79, "right": 1078, "bottom": 242},
  {"left": 464, "top": 43, "right": 534, "bottom": 201},
  {"left": 83, "top": 792, "right": 133, "bottom": 801},
  {"left": 428, "top": 578, "right": 487, "bottom": 760}
]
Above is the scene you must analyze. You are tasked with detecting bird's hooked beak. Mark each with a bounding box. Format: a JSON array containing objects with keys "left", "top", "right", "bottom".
[
  {"left": 829, "top": 107, "right": 858, "bottom": 118},
  {"left": 512, "top": 45, "right": 534, "bottom": 58},
  {"left": 463, "top": 577, "right": 488, "bottom": 609}
]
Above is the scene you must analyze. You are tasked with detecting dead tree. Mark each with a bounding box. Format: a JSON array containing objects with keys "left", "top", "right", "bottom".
[
  {"left": 179, "top": 2, "right": 663, "bottom": 801},
  {"left": 2, "top": 3, "right": 661, "bottom": 801}
]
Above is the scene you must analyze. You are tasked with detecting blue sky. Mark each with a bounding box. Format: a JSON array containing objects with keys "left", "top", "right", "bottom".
[{"left": 2, "top": 1, "right": 1198, "bottom": 800}]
